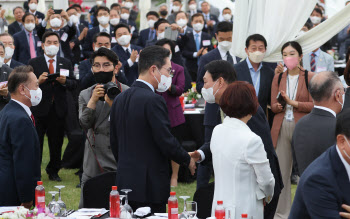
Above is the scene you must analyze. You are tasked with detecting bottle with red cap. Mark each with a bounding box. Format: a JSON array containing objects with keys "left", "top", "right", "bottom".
[
  {"left": 110, "top": 186, "right": 120, "bottom": 218},
  {"left": 241, "top": 213, "right": 248, "bottom": 218},
  {"left": 215, "top": 200, "right": 225, "bottom": 219},
  {"left": 168, "top": 191, "right": 178, "bottom": 219},
  {"left": 35, "top": 181, "right": 45, "bottom": 210}
]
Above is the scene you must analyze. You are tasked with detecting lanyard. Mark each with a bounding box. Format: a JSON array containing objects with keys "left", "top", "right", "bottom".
[{"left": 287, "top": 73, "right": 299, "bottom": 101}]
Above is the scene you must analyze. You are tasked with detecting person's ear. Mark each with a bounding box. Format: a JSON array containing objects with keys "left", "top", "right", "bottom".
[
  {"left": 41, "top": 43, "right": 45, "bottom": 51},
  {"left": 336, "top": 134, "right": 346, "bottom": 150},
  {"left": 114, "top": 64, "right": 119, "bottom": 74}
]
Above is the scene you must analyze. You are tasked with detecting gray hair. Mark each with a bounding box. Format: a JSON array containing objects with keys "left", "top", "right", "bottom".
[
  {"left": 309, "top": 71, "right": 342, "bottom": 102},
  {"left": 13, "top": 6, "right": 25, "bottom": 14}
]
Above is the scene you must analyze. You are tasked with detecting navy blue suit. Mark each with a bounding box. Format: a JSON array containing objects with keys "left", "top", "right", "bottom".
[
  {"left": 13, "top": 30, "right": 43, "bottom": 64},
  {"left": 27, "top": 10, "right": 45, "bottom": 22},
  {"left": 110, "top": 81, "right": 190, "bottom": 208},
  {"left": 0, "top": 100, "right": 41, "bottom": 206},
  {"left": 234, "top": 59, "right": 275, "bottom": 112},
  {"left": 83, "top": 26, "right": 116, "bottom": 59},
  {"left": 8, "top": 21, "right": 23, "bottom": 36},
  {"left": 137, "top": 28, "right": 156, "bottom": 48},
  {"left": 9, "top": 59, "right": 25, "bottom": 69},
  {"left": 120, "top": 19, "right": 139, "bottom": 45},
  {"left": 289, "top": 145, "right": 350, "bottom": 219},
  {"left": 111, "top": 44, "right": 142, "bottom": 86}
]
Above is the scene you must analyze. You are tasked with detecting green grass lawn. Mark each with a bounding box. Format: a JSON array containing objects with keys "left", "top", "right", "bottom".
[{"left": 41, "top": 137, "right": 296, "bottom": 211}]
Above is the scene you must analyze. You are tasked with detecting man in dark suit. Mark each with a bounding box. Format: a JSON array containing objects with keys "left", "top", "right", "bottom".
[
  {"left": 29, "top": 31, "right": 77, "bottom": 181},
  {"left": 289, "top": 109, "right": 350, "bottom": 219},
  {"left": 188, "top": 0, "right": 202, "bottom": 18},
  {"left": 221, "top": 7, "right": 233, "bottom": 23},
  {"left": 83, "top": 6, "right": 116, "bottom": 59},
  {"left": 27, "top": 0, "right": 45, "bottom": 23},
  {"left": 195, "top": 21, "right": 240, "bottom": 190},
  {"left": 175, "top": 11, "right": 193, "bottom": 35},
  {"left": 167, "top": 0, "right": 183, "bottom": 24},
  {"left": 234, "top": 34, "right": 274, "bottom": 113},
  {"left": 180, "top": 13, "right": 213, "bottom": 81},
  {"left": 137, "top": 11, "right": 159, "bottom": 48},
  {"left": 191, "top": 60, "right": 283, "bottom": 219},
  {"left": 0, "top": 65, "right": 41, "bottom": 208},
  {"left": 110, "top": 45, "right": 196, "bottom": 213},
  {"left": 200, "top": 1, "right": 218, "bottom": 36},
  {"left": 13, "top": 13, "right": 43, "bottom": 64},
  {"left": 123, "top": 0, "right": 139, "bottom": 22},
  {"left": 120, "top": 7, "right": 139, "bottom": 45},
  {"left": 8, "top": 7, "right": 25, "bottom": 36},
  {"left": 292, "top": 71, "right": 345, "bottom": 176},
  {"left": 112, "top": 23, "right": 142, "bottom": 86},
  {"left": 145, "top": 19, "right": 169, "bottom": 47},
  {"left": 0, "top": 33, "right": 25, "bottom": 69}
]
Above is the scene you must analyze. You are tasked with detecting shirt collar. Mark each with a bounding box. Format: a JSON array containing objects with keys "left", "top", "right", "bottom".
[
  {"left": 193, "top": 30, "right": 202, "bottom": 36},
  {"left": 246, "top": 57, "right": 263, "bottom": 72},
  {"left": 5, "top": 59, "right": 12, "bottom": 66},
  {"left": 99, "top": 25, "right": 110, "bottom": 32},
  {"left": 218, "top": 46, "right": 232, "bottom": 58},
  {"left": 314, "top": 105, "right": 336, "bottom": 117},
  {"left": 311, "top": 48, "right": 321, "bottom": 56},
  {"left": 30, "top": 10, "right": 37, "bottom": 15},
  {"left": 136, "top": 79, "right": 155, "bottom": 92},
  {"left": 11, "top": 99, "right": 32, "bottom": 117},
  {"left": 336, "top": 146, "right": 350, "bottom": 182},
  {"left": 122, "top": 45, "right": 131, "bottom": 52},
  {"left": 44, "top": 54, "right": 57, "bottom": 64},
  {"left": 24, "top": 28, "right": 33, "bottom": 35}
]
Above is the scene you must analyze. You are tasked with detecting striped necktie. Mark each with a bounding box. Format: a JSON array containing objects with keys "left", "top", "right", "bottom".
[{"left": 310, "top": 53, "right": 316, "bottom": 72}]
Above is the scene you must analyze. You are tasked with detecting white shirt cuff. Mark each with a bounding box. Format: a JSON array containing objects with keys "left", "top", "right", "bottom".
[
  {"left": 193, "top": 52, "right": 198, "bottom": 58},
  {"left": 42, "top": 20, "right": 47, "bottom": 27},
  {"left": 197, "top": 149, "right": 205, "bottom": 163},
  {"left": 127, "top": 58, "right": 134, "bottom": 67}
]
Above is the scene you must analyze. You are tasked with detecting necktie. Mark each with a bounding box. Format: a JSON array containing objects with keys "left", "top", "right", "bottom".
[
  {"left": 102, "top": 28, "right": 107, "bottom": 33},
  {"left": 195, "top": 33, "right": 200, "bottom": 51},
  {"left": 226, "top": 51, "right": 233, "bottom": 65},
  {"left": 310, "top": 53, "right": 316, "bottom": 72},
  {"left": 30, "top": 114, "right": 35, "bottom": 127},
  {"left": 126, "top": 48, "right": 131, "bottom": 57},
  {"left": 149, "top": 29, "right": 155, "bottom": 41},
  {"left": 29, "top": 32, "right": 36, "bottom": 59},
  {"left": 49, "top": 59, "right": 55, "bottom": 74}
]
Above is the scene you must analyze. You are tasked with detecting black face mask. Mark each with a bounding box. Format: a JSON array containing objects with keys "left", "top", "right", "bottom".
[
  {"left": 160, "top": 10, "right": 168, "bottom": 16},
  {"left": 93, "top": 71, "right": 114, "bottom": 84}
]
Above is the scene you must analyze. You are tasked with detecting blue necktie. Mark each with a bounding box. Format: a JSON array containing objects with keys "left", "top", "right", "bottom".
[{"left": 195, "top": 33, "right": 200, "bottom": 51}]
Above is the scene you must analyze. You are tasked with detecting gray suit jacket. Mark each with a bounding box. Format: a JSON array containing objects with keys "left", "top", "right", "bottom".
[
  {"left": 302, "top": 50, "right": 334, "bottom": 73},
  {"left": 79, "top": 83, "right": 129, "bottom": 180},
  {"left": 0, "top": 65, "right": 13, "bottom": 111},
  {"left": 292, "top": 107, "right": 336, "bottom": 176}
]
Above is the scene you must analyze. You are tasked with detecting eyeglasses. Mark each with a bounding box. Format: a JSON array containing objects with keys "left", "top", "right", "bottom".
[
  {"left": 160, "top": 67, "right": 175, "bottom": 77},
  {"left": 92, "top": 62, "right": 113, "bottom": 70}
]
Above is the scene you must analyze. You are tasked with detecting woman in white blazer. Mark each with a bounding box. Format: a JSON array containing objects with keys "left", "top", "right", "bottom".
[{"left": 211, "top": 82, "right": 275, "bottom": 219}]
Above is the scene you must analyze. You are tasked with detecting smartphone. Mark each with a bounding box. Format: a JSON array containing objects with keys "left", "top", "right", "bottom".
[
  {"left": 277, "top": 92, "right": 286, "bottom": 109},
  {"left": 54, "top": 9, "right": 62, "bottom": 14},
  {"left": 47, "top": 73, "right": 60, "bottom": 82},
  {"left": 164, "top": 27, "right": 178, "bottom": 41}
]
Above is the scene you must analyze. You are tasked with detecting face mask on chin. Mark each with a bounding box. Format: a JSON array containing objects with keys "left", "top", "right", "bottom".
[
  {"left": 343, "top": 136, "right": 350, "bottom": 160},
  {"left": 201, "top": 80, "right": 219, "bottom": 104}
]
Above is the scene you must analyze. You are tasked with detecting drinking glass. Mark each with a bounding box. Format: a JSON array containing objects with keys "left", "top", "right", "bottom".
[
  {"left": 186, "top": 201, "right": 197, "bottom": 219},
  {"left": 48, "top": 191, "right": 60, "bottom": 215},
  {"left": 54, "top": 185, "right": 67, "bottom": 216},
  {"left": 120, "top": 189, "right": 133, "bottom": 219},
  {"left": 179, "top": 196, "right": 191, "bottom": 219}
]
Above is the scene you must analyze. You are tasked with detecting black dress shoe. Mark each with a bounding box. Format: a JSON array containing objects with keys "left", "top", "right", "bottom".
[{"left": 48, "top": 173, "right": 62, "bottom": 182}]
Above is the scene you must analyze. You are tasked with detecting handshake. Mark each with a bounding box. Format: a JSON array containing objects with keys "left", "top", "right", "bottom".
[{"left": 187, "top": 150, "right": 202, "bottom": 176}]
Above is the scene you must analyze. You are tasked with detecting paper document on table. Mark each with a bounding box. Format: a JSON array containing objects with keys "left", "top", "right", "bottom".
[{"left": 67, "top": 208, "right": 108, "bottom": 218}]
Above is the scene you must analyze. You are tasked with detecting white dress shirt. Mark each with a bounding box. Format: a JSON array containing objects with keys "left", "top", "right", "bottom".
[
  {"left": 336, "top": 146, "right": 350, "bottom": 182},
  {"left": 192, "top": 30, "right": 202, "bottom": 58},
  {"left": 122, "top": 45, "right": 135, "bottom": 67},
  {"left": 11, "top": 99, "right": 32, "bottom": 117},
  {"left": 136, "top": 79, "right": 154, "bottom": 92},
  {"left": 314, "top": 105, "right": 336, "bottom": 117},
  {"left": 218, "top": 46, "right": 237, "bottom": 64},
  {"left": 5, "top": 59, "right": 11, "bottom": 67},
  {"left": 99, "top": 24, "right": 110, "bottom": 33},
  {"left": 44, "top": 54, "right": 57, "bottom": 73}
]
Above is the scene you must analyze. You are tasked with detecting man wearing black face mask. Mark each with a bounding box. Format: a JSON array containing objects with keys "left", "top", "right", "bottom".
[
  {"left": 78, "top": 47, "right": 128, "bottom": 208},
  {"left": 159, "top": 4, "right": 168, "bottom": 19}
]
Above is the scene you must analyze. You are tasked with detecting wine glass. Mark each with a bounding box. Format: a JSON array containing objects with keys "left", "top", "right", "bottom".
[
  {"left": 54, "top": 185, "right": 67, "bottom": 216},
  {"left": 120, "top": 189, "right": 133, "bottom": 219},
  {"left": 179, "top": 196, "right": 191, "bottom": 219},
  {"left": 48, "top": 191, "right": 60, "bottom": 215},
  {"left": 186, "top": 201, "right": 197, "bottom": 219}
]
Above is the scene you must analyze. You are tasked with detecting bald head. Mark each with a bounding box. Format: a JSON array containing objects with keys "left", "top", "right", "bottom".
[{"left": 309, "top": 71, "right": 342, "bottom": 103}]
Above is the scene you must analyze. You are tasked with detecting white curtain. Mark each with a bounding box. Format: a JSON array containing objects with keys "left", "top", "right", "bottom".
[
  {"left": 139, "top": 0, "right": 151, "bottom": 31},
  {"left": 325, "top": 0, "right": 345, "bottom": 18},
  {"left": 53, "top": 0, "right": 69, "bottom": 11},
  {"left": 37, "top": 0, "right": 46, "bottom": 14}
]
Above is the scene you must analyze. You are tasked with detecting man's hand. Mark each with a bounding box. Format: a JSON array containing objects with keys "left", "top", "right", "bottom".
[
  {"left": 0, "top": 9, "right": 6, "bottom": 19},
  {"left": 70, "top": 41, "right": 75, "bottom": 49},
  {"left": 188, "top": 158, "right": 197, "bottom": 175},
  {"left": 206, "top": 20, "right": 214, "bottom": 27},
  {"left": 56, "top": 75, "right": 66, "bottom": 85},
  {"left": 197, "top": 47, "right": 204, "bottom": 57},
  {"left": 202, "top": 48, "right": 208, "bottom": 56},
  {"left": 275, "top": 62, "right": 284, "bottom": 75},
  {"left": 189, "top": 150, "right": 201, "bottom": 162},
  {"left": 61, "top": 10, "right": 69, "bottom": 21},
  {"left": 39, "top": 72, "right": 48, "bottom": 85},
  {"left": 340, "top": 204, "right": 350, "bottom": 218},
  {"left": 45, "top": 8, "right": 54, "bottom": 21},
  {"left": 105, "top": 94, "right": 113, "bottom": 107},
  {"left": 21, "top": 201, "right": 33, "bottom": 209},
  {"left": 130, "top": 50, "right": 138, "bottom": 63},
  {"left": 78, "top": 27, "right": 89, "bottom": 41},
  {"left": 91, "top": 84, "right": 105, "bottom": 102},
  {"left": 0, "top": 86, "right": 8, "bottom": 97}
]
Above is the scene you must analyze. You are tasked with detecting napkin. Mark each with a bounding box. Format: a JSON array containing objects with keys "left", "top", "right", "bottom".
[{"left": 134, "top": 207, "right": 151, "bottom": 217}]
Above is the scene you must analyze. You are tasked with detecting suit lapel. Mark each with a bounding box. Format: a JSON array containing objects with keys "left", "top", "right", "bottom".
[
  {"left": 242, "top": 61, "right": 254, "bottom": 84},
  {"left": 258, "top": 67, "right": 267, "bottom": 98},
  {"left": 56, "top": 57, "right": 62, "bottom": 73},
  {"left": 94, "top": 100, "right": 110, "bottom": 127},
  {"left": 331, "top": 146, "right": 350, "bottom": 204}
]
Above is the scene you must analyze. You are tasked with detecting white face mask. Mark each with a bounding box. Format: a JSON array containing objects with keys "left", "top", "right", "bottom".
[
  {"left": 110, "top": 18, "right": 120, "bottom": 25},
  {"left": 218, "top": 41, "right": 232, "bottom": 52},
  {"left": 154, "top": 67, "right": 172, "bottom": 92},
  {"left": 176, "top": 19, "right": 187, "bottom": 27},
  {"left": 148, "top": 19, "right": 156, "bottom": 28},
  {"left": 25, "top": 23, "right": 36, "bottom": 32},
  {"left": 117, "top": 35, "right": 131, "bottom": 46},
  {"left": 201, "top": 80, "right": 219, "bottom": 104},
  {"left": 310, "top": 16, "right": 321, "bottom": 25},
  {"left": 98, "top": 16, "right": 110, "bottom": 25},
  {"left": 248, "top": 51, "right": 265, "bottom": 63},
  {"left": 125, "top": 2, "right": 134, "bottom": 9},
  {"left": 5, "top": 47, "right": 14, "bottom": 59},
  {"left": 193, "top": 23, "right": 204, "bottom": 32},
  {"left": 157, "top": 31, "right": 165, "bottom": 40},
  {"left": 45, "top": 45, "right": 59, "bottom": 56},
  {"left": 77, "top": 13, "right": 81, "bottom": 19},
  {"left": 96, "top": 1, "right": 103, "bottom": 6},
  {"left": 172, "top": 6, "right": 180, "bottom": 12},
  {"left": 50, "top": 18, "right": 62, "bottom": 28},
  {"left": 94, "top": 46, "right": 110, "bottom": 52},
  {"left": 337, "top": 93, "right": 345, "bottom": 111},
  {"left": 0, "top": 56, "right": 4, "bottom": 68},
  {"left": 24, "top": 86, "right": 42, "bottom": 106},
  {"left": 189, "top": 4, "right": 197, "bottom": 10},
  {"left": 69, "top": 15, "right": 79, "bottom": 24},
  {"left": 29, "top": 3, "right": 37, "bottom": 11},
  {"left": 121, "top": 13, "right": 130, "bottom": 20},
  {"left": 223, "top": 14, "right": 232, "bottom": 21}
]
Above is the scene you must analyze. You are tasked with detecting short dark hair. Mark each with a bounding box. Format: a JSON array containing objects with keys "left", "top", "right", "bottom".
[
  {"left": 303, "top": 22, "right": 313, "bottom": 31},
  {"left": 13, "top": 6, "right": 25, "bottom": 14},
  {"left": 155, "top": 38, "right": 176, "bottom": 56},
  {"left": 42, "top": 31, "right": 60, "bottom": 43},
  {"left": 22, "top": 12, "right": 35, "bottom": 23},
  {"left": 175, "top": 11, "right": 188, "bottom": 19},
  {"left": 96, "top": 6, "right": 110, "bottom": 16},
  {"left": 335, "top": 108, "right": 350, "bottom": 138},
  {"left": 121, "top": 7, "right": 130, "bottom": 12},
  {"left": 138, "top": 46, "right": 170, "bottom": 75},
  {"left": 222, "top": 7, "right": 231, "bottom": 12},
  {"left": 66, "top": 6, "right": 77, "bottom": 12},
  {"left": 114, "top": 23, "right": 130, "bottom": 33},
  {"left": 281, "top": 41, "right": 303, "bottom": 56},
  {"left": 220, "top": 81, "right": 259, "bottom": 118},
  {"left": 191, "top": 13, "right": 204, "bottom": 22},
  {"left": 154, "top": 18, "right": 169, "bottom": 30},
  {"left": 71, "top": 4, "right": 82, "bottom": 10},
  {"left": 204, "top": 60, "right": 237, "bottom": 83},
  {"left": 93, "top": 32, "right": 112, "bottom": 43},
  {"left": 173, "top": 0, "right": 182, "bottom": 3},
  {"left": 309, "top": 71, "right": 342, "bottom": 102},
  {"left": 245, "top": 34, "right": 267, "bottom": 48},
  {"left": 27, "top": 0, "right": 39, "bottom": 3},
  {"left": 312, "top": 8, "right": 323, "bottom": 17},
  {"left": 111, "top": 3, "right": 120, "bottom": 9},
  {"left": 8, "top": 65, "right": 34, "bottom": 93},
  {"left": 216, "top": 21, "right": 233, "bottom": 34},
  {"left": 146, "top": 11, "right": 160, "bottom": 19},
  {"left": 90, "top": 47, "right": 119, "bottom": 66}
]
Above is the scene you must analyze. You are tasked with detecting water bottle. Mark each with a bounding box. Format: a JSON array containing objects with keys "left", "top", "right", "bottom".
[
  {"left": 74, "top": 64, "right": 79, "bottom": 80},
  {"left": 241, "top": 214, "right": 248, "bottom": 218},
  {"left": 110, "top": 186, "right": 120, "bottom": 218},
  {"left": 168, "top": 192, "right": 178, "bottom": 219},
  {"left": 35, "top": 181, "right": 45, "bottom": 210},
  {"left": 215, "top": 201, "right": 225, "bottom": 219}
]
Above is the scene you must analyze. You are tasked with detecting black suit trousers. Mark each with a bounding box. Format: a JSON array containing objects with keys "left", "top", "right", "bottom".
[{"left": 36, "top": 103, "right": 65, "bottom": 175}]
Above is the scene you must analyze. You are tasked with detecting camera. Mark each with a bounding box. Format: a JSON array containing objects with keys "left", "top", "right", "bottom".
[{"left": 99, "top": 82, "right": 121, "bottom": 101}]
